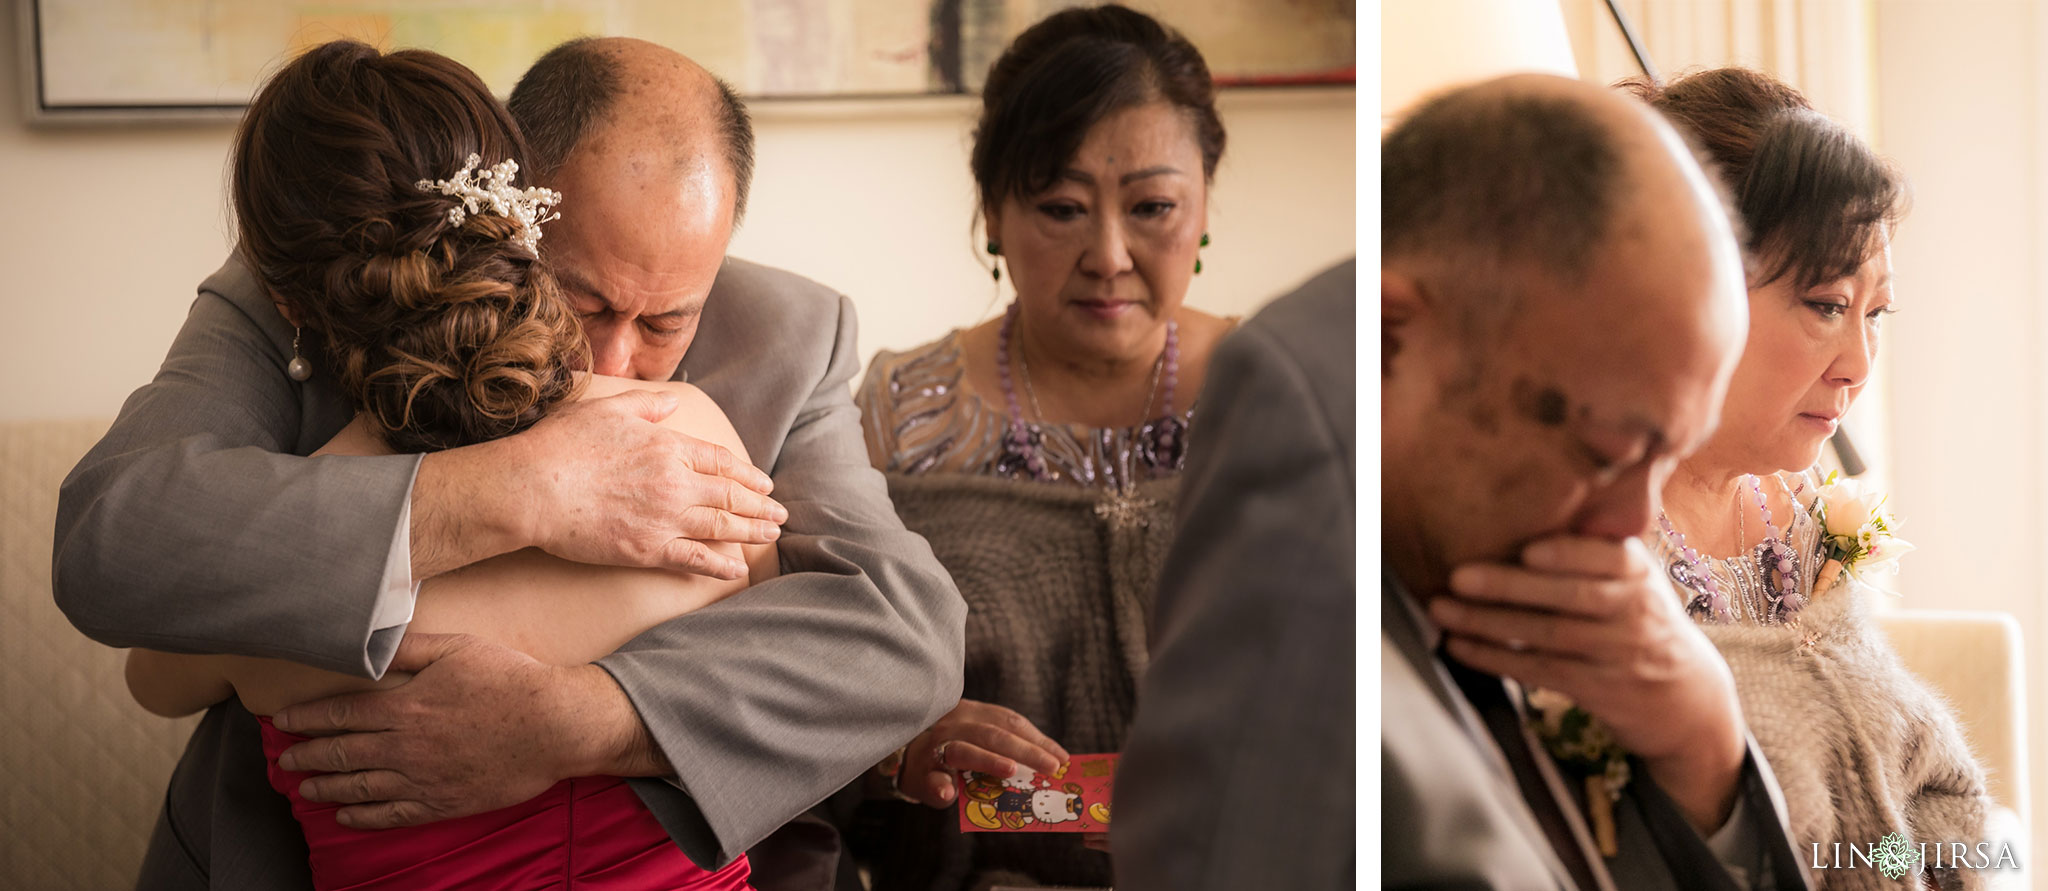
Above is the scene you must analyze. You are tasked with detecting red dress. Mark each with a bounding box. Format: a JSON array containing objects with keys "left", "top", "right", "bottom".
[{"left": 259, "top": 718, "right": 754, "bottom": 890}]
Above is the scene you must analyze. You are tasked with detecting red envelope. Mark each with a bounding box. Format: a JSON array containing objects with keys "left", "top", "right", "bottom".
[{"left": 957, "top": 753, "right": 1118, "bottom": 833}]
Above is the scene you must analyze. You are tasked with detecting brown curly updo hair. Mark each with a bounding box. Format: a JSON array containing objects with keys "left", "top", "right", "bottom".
[{"left": 232, "top": 40, "right": 587, "bottom": 453}]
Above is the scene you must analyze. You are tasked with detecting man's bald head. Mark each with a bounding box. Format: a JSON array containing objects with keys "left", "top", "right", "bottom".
[
  {"left": 1384, "top": 74, "right": 1738, "bottom": 335},
  {"left": 510, "top": 38, "right": 753, "bottom": 380},
  {"left": 508, "top": 36, "right": 754, "bottom": 224},
  {"left": 1381, "top": 74, "right": 1750, "bottom": 592}
]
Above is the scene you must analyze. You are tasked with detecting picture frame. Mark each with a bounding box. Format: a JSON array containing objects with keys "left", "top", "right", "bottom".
[{"left": 20, "top": 0, "right": 1354, "bottom": 126}]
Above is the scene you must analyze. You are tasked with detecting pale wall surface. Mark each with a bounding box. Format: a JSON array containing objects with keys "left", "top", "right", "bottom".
[
  {"left": 1873, "top": 0, "right": 2047, "bottom": 869},
  {"left": 0, "top": 8, "right": 1356, "bottom": 422}
]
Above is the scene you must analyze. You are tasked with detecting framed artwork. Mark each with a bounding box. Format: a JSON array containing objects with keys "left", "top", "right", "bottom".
[{"left": 19, "top": 0, "right": 1354, "bottom": 124}]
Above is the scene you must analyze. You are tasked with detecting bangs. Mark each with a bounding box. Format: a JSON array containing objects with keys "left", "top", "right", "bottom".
[{"left": 1742, "top": 107, "right": 1904, "bottom": 289}]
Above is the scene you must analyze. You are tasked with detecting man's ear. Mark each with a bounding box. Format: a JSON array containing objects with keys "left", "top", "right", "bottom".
[{"left": 1382, "top": 270, "right": 1428, "bottom": 378}]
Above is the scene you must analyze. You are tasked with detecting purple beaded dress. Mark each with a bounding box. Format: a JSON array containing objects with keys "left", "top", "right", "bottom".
[{"left": 856, "top": 330, "right": 1192, "bottom": 491}]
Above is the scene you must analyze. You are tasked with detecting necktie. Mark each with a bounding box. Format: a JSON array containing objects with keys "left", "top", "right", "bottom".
[{"left": 1445, "top": 659, "right": 1617, "bottom": 891}]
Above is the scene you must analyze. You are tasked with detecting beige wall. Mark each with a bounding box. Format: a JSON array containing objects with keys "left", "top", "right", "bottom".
[
  {"left": 1872, "top": 0, "right": 2047, "bottom": 868},
  {"left": 0, "top": 7, "right": 1356, "bottom": 422}
]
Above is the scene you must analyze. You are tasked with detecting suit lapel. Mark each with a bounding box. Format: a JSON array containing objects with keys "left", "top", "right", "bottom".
[
  {"left": 1381, "top": 580, "right": 1499, "bottom": 768},
  {"left": 1497, "top": 675, "right": 1619, "bottom": 891},
  {"left": 1383, "top": 576, "right": 1587, "bottom": 890}
]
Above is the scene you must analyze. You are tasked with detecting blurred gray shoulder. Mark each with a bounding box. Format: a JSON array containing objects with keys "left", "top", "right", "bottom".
[
  {"left": 1226, "top": 257, "right": 1356, "bottom": 447},
  {"left": 1241, "top": 258, "right": 1354, "bottom": 379}
]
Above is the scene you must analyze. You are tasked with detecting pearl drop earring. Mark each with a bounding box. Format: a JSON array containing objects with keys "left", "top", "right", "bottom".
[{"left": 287, "top": 327, "right": 313, "bottom": 382}]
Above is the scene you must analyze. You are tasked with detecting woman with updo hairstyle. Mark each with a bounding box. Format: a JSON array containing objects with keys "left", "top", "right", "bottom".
[
  {"left": 122, "top": 40, "right": 771, "bottom": 891},
  {"left": 230, "top": 40, "right": 583, "bottom": 453},
  {"left": 848, "top": 5, "right": 1238, "bottom": 889},
  {"left": 1622, "top": 68, "right": 1995, "bottom": 889}
]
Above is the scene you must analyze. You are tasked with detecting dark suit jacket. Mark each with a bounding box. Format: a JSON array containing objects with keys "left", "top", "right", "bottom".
[
  {"left": 53, "top": 255, "right": 967, "bottom": 889},
  {"left": 1112, "top": 259, "right": 1357, "bottom": 890},
  {"left": 1381, "top": 569, "right": 1813, "bottom": 890}
]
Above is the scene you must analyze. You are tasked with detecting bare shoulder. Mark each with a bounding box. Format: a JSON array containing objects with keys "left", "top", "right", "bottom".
[
  {"left": 1174, "top": 307, "right": 1239, "bottom": 403},
  {"left": 578, "top": 374, "right": 752, "bottom": 465},
  {"left": 1178, "top": 306, "right": 1238, "bottom": 348},
  {"left": 578, "top": 374, "right": 720, "bottom": 413},
  {"left": 309, "top": 415, "right": 389, "bottom": 457}
]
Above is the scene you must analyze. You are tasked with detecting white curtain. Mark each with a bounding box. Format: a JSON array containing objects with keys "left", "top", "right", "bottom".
[{"left": 1560, "top": 0, "right": 1876, "bottom": 137}]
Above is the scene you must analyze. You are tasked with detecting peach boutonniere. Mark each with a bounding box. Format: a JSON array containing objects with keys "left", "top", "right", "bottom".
[{"left": 1811, "top": 471, "right": 1914, "bottom": 596}]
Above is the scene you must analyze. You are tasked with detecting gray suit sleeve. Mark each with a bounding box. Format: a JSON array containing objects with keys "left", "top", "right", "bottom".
[
  {"left": 52, "top": 279, "right": 420, "bottom": 677},
  {"left": 604, "top": 295, "right": 966, "bottom": 869},
  {"left": 1111, "top": 285, "right": 1357, "bottom": 891}
]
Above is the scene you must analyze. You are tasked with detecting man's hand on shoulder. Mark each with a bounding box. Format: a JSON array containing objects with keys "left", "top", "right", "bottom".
[{"left": 412, "top": 389, "right": 786, "bottom": 581}]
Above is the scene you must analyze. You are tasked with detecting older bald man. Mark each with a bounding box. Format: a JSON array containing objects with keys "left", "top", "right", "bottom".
[
  {"left": 55, "top": 38, "right": 964, "bottom": 890},
  {"left": 1377, "top": 76, "right": 1809, "bottom": 888}
]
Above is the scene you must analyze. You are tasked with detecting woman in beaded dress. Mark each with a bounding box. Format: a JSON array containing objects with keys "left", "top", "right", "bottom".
[
  {"left": 846, "top": 8, "right": 1239, "bottom": 890},
  {"left": 1628, "top": 69, "right": 1991, "bottom": 890}
]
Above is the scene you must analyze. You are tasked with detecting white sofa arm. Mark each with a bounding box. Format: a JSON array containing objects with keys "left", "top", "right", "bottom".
[{"left": 1874, "top": 609, "right": 2030, "bottom": 829}]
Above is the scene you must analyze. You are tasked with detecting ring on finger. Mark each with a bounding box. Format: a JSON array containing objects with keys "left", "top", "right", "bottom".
[{"left": 932, "top": 739, "right": 957, "bottom": 769}]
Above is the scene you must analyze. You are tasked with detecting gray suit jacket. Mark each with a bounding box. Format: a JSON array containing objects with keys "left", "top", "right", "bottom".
[
  {"left": 53, "top": 254, "right": 967, "bottom": 889},
  {"left": 1381, "top": 563, "right": 1812, "bottom": 884},
  {"left": 1112, "top": 259, "right": 1357, "bottom": 891}
]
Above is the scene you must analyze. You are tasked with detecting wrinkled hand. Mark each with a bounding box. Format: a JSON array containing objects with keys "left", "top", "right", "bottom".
[
  {"left": 271, "top": 633, "right": 650, "bottom": 830},
  {"left": 502, "top": 389, "right": 784, "bottom": 579},
  {"left": 1431, "top": 536, "right": 1746, "bottom": 832},
  {"left": 896, "top": 699, "right": 1069, "bottom": 808}
]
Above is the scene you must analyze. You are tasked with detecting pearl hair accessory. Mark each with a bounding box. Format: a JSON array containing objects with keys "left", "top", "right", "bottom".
[{"left": 415, "top": 154, "right": 562, "bottom": 254}]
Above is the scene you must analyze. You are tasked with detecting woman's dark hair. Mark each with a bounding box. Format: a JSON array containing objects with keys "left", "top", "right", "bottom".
[
  {"left": 232, "top": 40, "right": 586, "bottom": 453},
  {"left": 970, "top": 4, "right": 1226, "bottom": 211},
  {"left": 1622, "top": 68, "right": 1905, "bottom": 290}
]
